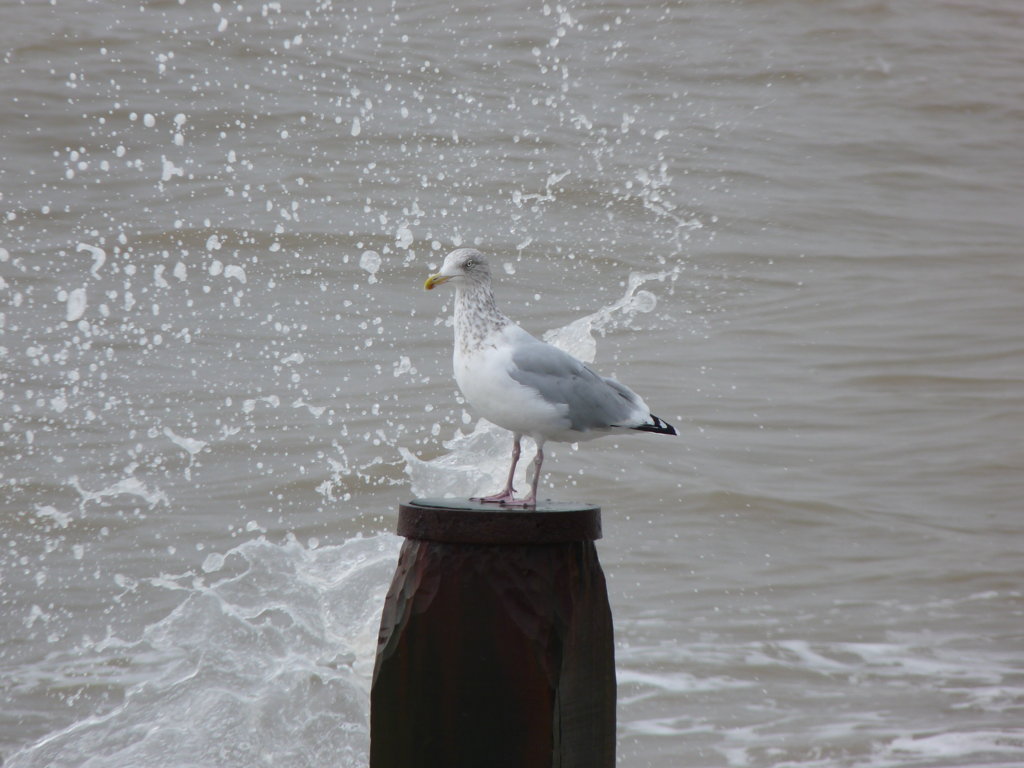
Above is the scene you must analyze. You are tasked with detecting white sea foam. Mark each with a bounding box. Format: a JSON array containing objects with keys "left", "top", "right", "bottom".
[
  {"left": 33, "top": 505, "right": 73, "bottom": 529},
  {"left": 359, "top": 250, "right": 381, "bottom": 283},
  {"left": 75, "top": 242, "right": 106, "bottom": 276},
  {"left": 223, "top": 264, "right": 246, "bottom": 283},
  {"left": 160, "top": 156, "right": 183, "bottom": 181},
  {"left": 3, "top": 535, "right": 402, "bottom": 768},
  {"left": 153, "top": 264, "right": 169, "bottom": 287},
  {"left": 64, "top": 287, "right": 87, "bottom": 322},
  {"left": 292, "top": 398, "right": 325, "bottom": 418},
  {"left": 399, "top": 423, "right": 509, "bottom": 499},
  {"left": 242, "top": 394, "right": 280, "bottom": 413},
  {"left": 542, "top": 269, "right": 672, "bottom": 364},
  {"left": 884, "top": 729, "right": 1024, "bottom": 763},
  {"left": 615, "top": 633, "right": 1024, "bottom": 768},
  {"left": 162, "top": 428, "right": 208, "bottom": 477},
  {"left": 69, "top": 475, "right": 170, "bottom": 512},
  {"left": 394, "top": 225, "right": 413, "bottom": 250}
]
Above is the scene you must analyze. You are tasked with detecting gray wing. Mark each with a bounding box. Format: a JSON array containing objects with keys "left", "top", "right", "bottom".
[{"left": 509, "top": 340, "right": 645, "bottom": 431}]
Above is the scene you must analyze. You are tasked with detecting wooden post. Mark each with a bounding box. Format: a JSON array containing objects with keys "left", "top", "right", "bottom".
[{"left": 370, "top": 498, "right": 615, "bottom": 768}]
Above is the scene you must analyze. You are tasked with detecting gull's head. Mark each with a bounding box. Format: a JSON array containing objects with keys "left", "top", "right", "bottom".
[{"left": 424, "top": 248, "right": 491, "bottom": 291}]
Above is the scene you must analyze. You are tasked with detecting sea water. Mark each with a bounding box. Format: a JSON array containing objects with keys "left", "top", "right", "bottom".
[{"left": 2, "top": 1, "right": 1022, "bottom": 766}]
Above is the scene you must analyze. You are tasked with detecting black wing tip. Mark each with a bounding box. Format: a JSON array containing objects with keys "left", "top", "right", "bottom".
[{"left": 632, "top": 414, "right": 678, "bottom": 436}]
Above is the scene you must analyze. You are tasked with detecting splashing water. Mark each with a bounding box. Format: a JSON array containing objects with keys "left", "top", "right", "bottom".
[{"left": 4, "top": 534, "right": 401, "bottom": 768}]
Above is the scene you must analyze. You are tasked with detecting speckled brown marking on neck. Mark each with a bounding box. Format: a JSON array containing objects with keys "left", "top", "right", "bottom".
[{"left": 454, "top": 281, "right": 511, "bottom": 355}]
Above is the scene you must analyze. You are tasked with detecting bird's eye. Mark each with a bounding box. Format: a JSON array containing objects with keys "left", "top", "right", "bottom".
[{"left": 464, "top": 259, "right": 476, "bottom": 268}]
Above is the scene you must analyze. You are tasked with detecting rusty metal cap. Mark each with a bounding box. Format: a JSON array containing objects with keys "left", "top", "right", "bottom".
[{"left": 397, "top": 498, "right": 602, "bottom": 544}]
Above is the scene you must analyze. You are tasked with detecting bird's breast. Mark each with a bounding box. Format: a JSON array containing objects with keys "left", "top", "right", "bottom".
[{"left": 453, "top": 345, "right": 570, "bottom": 438}]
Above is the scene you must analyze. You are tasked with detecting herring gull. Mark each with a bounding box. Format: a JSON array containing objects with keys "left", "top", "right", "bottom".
[{"left": 424, "top": 248, "right": 677, "bottom": 507}]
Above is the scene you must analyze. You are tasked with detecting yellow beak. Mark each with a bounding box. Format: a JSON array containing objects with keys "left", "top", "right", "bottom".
[{"left": 424, "top": 273, "right": 451, "bottom": 290}]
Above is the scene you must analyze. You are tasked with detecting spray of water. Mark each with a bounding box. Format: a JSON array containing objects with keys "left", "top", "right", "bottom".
[{"left": 5, "top": 534, "right": 401, "bottom": 768}]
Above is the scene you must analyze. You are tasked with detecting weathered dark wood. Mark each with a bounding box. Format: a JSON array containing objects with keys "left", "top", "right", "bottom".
[
  {"left": 370, "top": 499, "right": 615, "bottom": 768},
  {"left": 397, "top": 497, "right": 602, "bottom": 544}
]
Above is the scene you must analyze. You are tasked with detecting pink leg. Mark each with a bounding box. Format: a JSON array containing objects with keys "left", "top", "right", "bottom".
[
  {"left": 518, "top": 443, "right": 544, "bottom": 507},
  {"left": 472, "top": 434, "right": 521, "bottom": 504},
  {"left": 495, "top": 442, "right": 544, "bottom": 509}
]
